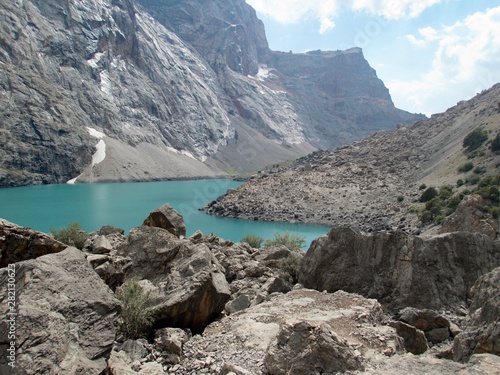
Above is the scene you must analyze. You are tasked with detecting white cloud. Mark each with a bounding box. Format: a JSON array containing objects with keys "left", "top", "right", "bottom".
[
  {"left": 246, "top": 0, "right": 442, "bottom": 32},
  {"left": 387, "top": 6, "right": 500, "bottom": 115}
]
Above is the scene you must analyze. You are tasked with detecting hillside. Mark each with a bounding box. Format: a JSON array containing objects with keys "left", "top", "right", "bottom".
[
  {"left": 0, "top": 0, "right": 422, "bottom": 187},
  {"left": 206, "top": 83, "right": 500, "bottom": 233}
]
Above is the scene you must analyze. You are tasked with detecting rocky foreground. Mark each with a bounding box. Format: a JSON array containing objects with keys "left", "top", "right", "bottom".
[{"left": 0, "top": 204, "right": 499, "bottom": 374}]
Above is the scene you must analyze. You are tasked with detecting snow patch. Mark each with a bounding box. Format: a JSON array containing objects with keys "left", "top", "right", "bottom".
[
  {"left": 86, "top": 127, "right": 106, "bottom": 139},
  {"left": 67, "top": 176, "right": 80, "bottom": 184},
  {"left": 92, "top": 139, "right": 106, "bottom": 166},
  {"left": 87, "top": 52, "right": 104, "bottom": 68},
  {"left": 180, "top": 150, "right": 196, "bottom": 160},
  {"left": 256, "top": 65, "right": 270, "bottom": 81},
  {"left": 99, "top": 71, "right": 112, "bottom": 95}
]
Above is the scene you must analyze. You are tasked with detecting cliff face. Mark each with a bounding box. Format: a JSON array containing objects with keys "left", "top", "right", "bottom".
[{"left": 0, "top": 0, "right": 423, "bottom": 186}]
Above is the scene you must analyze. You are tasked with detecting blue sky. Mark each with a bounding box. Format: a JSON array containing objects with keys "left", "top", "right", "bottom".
[{"left": 246, "top": 0, "right": 500, "bottom": 116}]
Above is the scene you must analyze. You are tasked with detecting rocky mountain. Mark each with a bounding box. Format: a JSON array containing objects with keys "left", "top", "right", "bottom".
[
  {"left": 206, "top": 83, "right": 500, "bottom": 233},
  {"left": 0, "top": 0, "right": 423, "bottom": 187}
]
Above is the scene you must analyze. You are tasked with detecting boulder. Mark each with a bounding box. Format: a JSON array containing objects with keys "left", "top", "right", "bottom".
[
  {"left": 264, "top": 321, "right": 364, "bottom": 374},
  {"left": 0, "top": 218, "right": 66, "bottom": 267},
  {"left": 453, "top": 266, "right": 500, "bottom": 362},
  {"left": 0, "top": 247, "right": 120, "bottom": 375},
  {"left": 299, "top": 227, "right": 500, "bottom": 311},
  {"left": 90, "top": 235, "right": 113, "bottom": 254},
  {"left": 440, "top": 194, "right": 498, "bottom": 239},
  {"left": 154, "top": 328, "right": 191, "bottom": 356},
  {"left": 143, "top": 204, "right": 186, "bottom": 237},
  {"left": 399, "top": 307, "right": 451, "bottom": 344},
  {"left": 118, "top": 227, "right": 230, "bottom": 333},
  {"left": 388, "top": 321, "right": 429, "bottom": 355}
]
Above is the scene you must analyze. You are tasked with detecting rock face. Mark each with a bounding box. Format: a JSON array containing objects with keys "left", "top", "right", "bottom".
[
  {"left": 0, "top": 0, "right": 422, "bottom": 187},
  {"left": 0, "top": 247, "right": 120, "bottom": 374},
  {"left": 453, "top": 266, "right": 500, "bottom": 362},
  {"left": 0, "top": 218, "right": 67, "bottom": 267},
  {"left": 299, "top": 227, "right": 500, "bottom": 311}
]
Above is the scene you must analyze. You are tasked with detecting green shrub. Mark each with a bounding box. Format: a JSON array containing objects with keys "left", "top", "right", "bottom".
[
  {"left": 50, "top": 222, "right": 89, "bottom": 249},
  {"left": 474, "top": 166, "right": 486, "bottom": 174},
  {"left": 279, "top": 252, "right": 302, "bottom": 284},
  {"left": 397, "top": 195, "right": 404, "bottom": 202},
  {"left": 420, "top": 210, "right": 433, "bottom": 224},
  {"left": 458, "top": 162, "right": 474, "bottom": 173},
  {"left": 419, "top": 183, "right": 427, "bottom": 190},
  {"left": 115, "top": 278, "right": 154, "bottom": 339},
  {"left": 241, "top": 234, "right": 264, "bottom": 248},
  {"left": 456, "top": 179, "right": 464, "bottom": 187},
  {"left": 463, "top": 128, "right": 488, "bottom": 152},
  {"left": 419, "top": 187, "right": 438, "bottom": 202},
  {"left": 491, "top": 133, "right": 500, "bottom": 153},
  {"left": 439, "top": 185, "right": 454, "bottom": 199},
  {"left": 264, "top": 231, "right": 306, "bottom": 251}
]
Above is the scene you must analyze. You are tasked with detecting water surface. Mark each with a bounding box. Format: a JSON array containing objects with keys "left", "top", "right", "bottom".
[{"left": 0, "top": 179, "right": 329, "bottom": 249}]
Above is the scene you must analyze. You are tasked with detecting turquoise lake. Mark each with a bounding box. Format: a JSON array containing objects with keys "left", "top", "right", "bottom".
[{"left": 0, "top": 179, "right": 330, "bottom": 249}]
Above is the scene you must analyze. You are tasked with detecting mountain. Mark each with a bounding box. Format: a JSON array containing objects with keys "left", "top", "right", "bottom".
[
  {"left": 0, "top": 0, "right": 423, "bottom": 187},
  {"left": 206, "top": 83, "right": 500, "bottom": 233}
]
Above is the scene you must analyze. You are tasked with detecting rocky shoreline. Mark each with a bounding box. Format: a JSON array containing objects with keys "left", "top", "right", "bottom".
[{"left": 1, "top": 204, "right": 499, "bottom": 374}]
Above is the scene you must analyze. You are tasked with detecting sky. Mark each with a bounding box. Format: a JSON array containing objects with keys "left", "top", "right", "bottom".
[{"left": 245, "top": 0, "right": 500, "bottom": 116}]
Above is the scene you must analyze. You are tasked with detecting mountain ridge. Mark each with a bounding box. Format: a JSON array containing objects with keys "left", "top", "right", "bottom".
[{"left": 0, "top": 0, "right": 423, "bottom": 187}]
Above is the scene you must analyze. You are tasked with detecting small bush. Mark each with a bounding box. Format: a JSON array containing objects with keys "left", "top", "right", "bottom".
[
  {"left": 420, "top": 210, "right": 433, "bottom": 224},
  {"left": 458, "top": 162, "right": 474, "bottom": 173},
  {"left": 419, "top": 183, "right": 427, "bottom": 190},
  {"left": 50, "top": 222, "right": 89, "bottom": 249},
  {"left": 397, "top": 195, "right": 404, "bottom": 202},
  {"left": 491, "top": 133, "right": 500, "bottom": 153},
  {"left": 264, "top": 231, "right": 306, "bottom": 251},
  {"left": 419, "top": 187, "right": 438, "bottom": 202},
  {"left": 279, "top": 252, "right": 302, "bottom": 284},
  {"left": 474, "top": 166, "right": 486, "bottom": 175},
  {"left": 439, "top": 185, "right": 454, "bottom": 199},
  {"left": 463, "top": 128, "right": 488, "bottom": 152},
  {"left": 456, "top": 179, "right": 464, "bottom": 187},
  {"left": 115, "top": 278, "right": 154, "bottom": 339},
  {"left": 241, "top": 234, "right": 264, "bottom": 248}
]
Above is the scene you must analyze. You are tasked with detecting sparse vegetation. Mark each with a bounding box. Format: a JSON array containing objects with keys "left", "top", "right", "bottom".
[
  {"left": 115, "top": 277, "right": 154, "bottom": 339},
  {"left": 491, "top": 133, "right": 500, "bottom": 153},
  {"left": 263, "top": 231, "right": 306, "bottom": 251},
  {"left": 463, "top": 128, "right": 488, "bottom": 152},
  {"left": 50, "top": 222, "right": 89, "bottom": 249},
  {"left": 397, "top": 195, "right": 404, "bottom": 202},
  {"left": 419, "top": 187, "right": 438, "bottom": 202},
  {"left": 241, "top": 234, "right": 264, "bottom": 248},
  {"left": 458, "top": 162, "right": 474, "bottom": 173},
  {"left": 279, "top": 252, "right": 303, "bottom": 284}
]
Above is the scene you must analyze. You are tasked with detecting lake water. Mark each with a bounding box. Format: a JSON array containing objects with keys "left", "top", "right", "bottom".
[{"left": 0, "top": 179, "right": 330, "bottom": 249}]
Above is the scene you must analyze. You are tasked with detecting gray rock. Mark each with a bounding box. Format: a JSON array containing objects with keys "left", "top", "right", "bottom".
[
  {"left": 264, "top": 321, "right": 364, "bottom": 375},
  {"left": 399, "top": 307, "right": 450, "bottom": 332},
  {"left": 389, "top": 321, "right": 429, "bottom": 355},
  {"left": 143, "top": 204, "right": 186, "bottom": 238},
  {"left": 261, "top": 277, "right": 292, "bottom": 294},
  {"left": 0, "top": 247, "right": 120, "bottom": 374},
  {"left": 121, "top": 339, "right": 148, "bottom": 362},
  {"left": 0, "top": 218, "right": 66, "bottom": 267},
  {"left": 154, "top": 328, "right": 191, "bottom": 355},
  {"left": 118, "top": 226, "right": 230, "bottom": 333},
  {"left": 426, "top": 327, "right": 451, "bottom": 344},
  {"left": 299, "top": 228, "right": 500, "bottom": 311},
  {"left": 225, "top": 294, "right": 251, "bottom": 314},
  {"left": 453, "top": 266, "right": 500, "bottom": 362},
  {"left": 90, "top": 235, "right": 113, "bottom": 254}
]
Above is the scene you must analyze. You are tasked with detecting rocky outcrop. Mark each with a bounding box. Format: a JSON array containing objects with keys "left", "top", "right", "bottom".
[
  {"left": 0, "top": 218, "right": 67, "bottom": 267},
  {"left": 0, "top": 247, "right": 120, "bottom": 375},
  {"left": 299, "top": 227, "right": 500, "bottom": 311},
  {"left": 453, "top": 266, "right": 500, "bottom": 362},
  {"left": 143, "top": 203, "right": 186, "bottom": 237},
  {"left": 440, "top": 194, "right": 499, "bottom": 239}
]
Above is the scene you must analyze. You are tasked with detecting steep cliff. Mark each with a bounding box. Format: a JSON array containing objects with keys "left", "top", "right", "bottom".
[{"left": 0, "top": 0, "right": 423, "bottom": 187}]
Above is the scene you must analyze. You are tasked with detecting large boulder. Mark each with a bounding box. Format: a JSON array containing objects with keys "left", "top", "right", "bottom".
[
  {"left": 299, "top": 227, "right": 500, "bottom": 311},
  {"left": 118, "top": 226, "right": 230, "bottom": 333},
  {"left": 0, "top": 247, "right": 120, "bottom": 375},
  {"left": 453, "top": 266, "right": 500, "bottom": 362},
  {"left": 143, "top": 204, "right": 186, "bottom": 237},
  {"left": 0, "top": 218, "right": 66, "bottom": 267}
]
